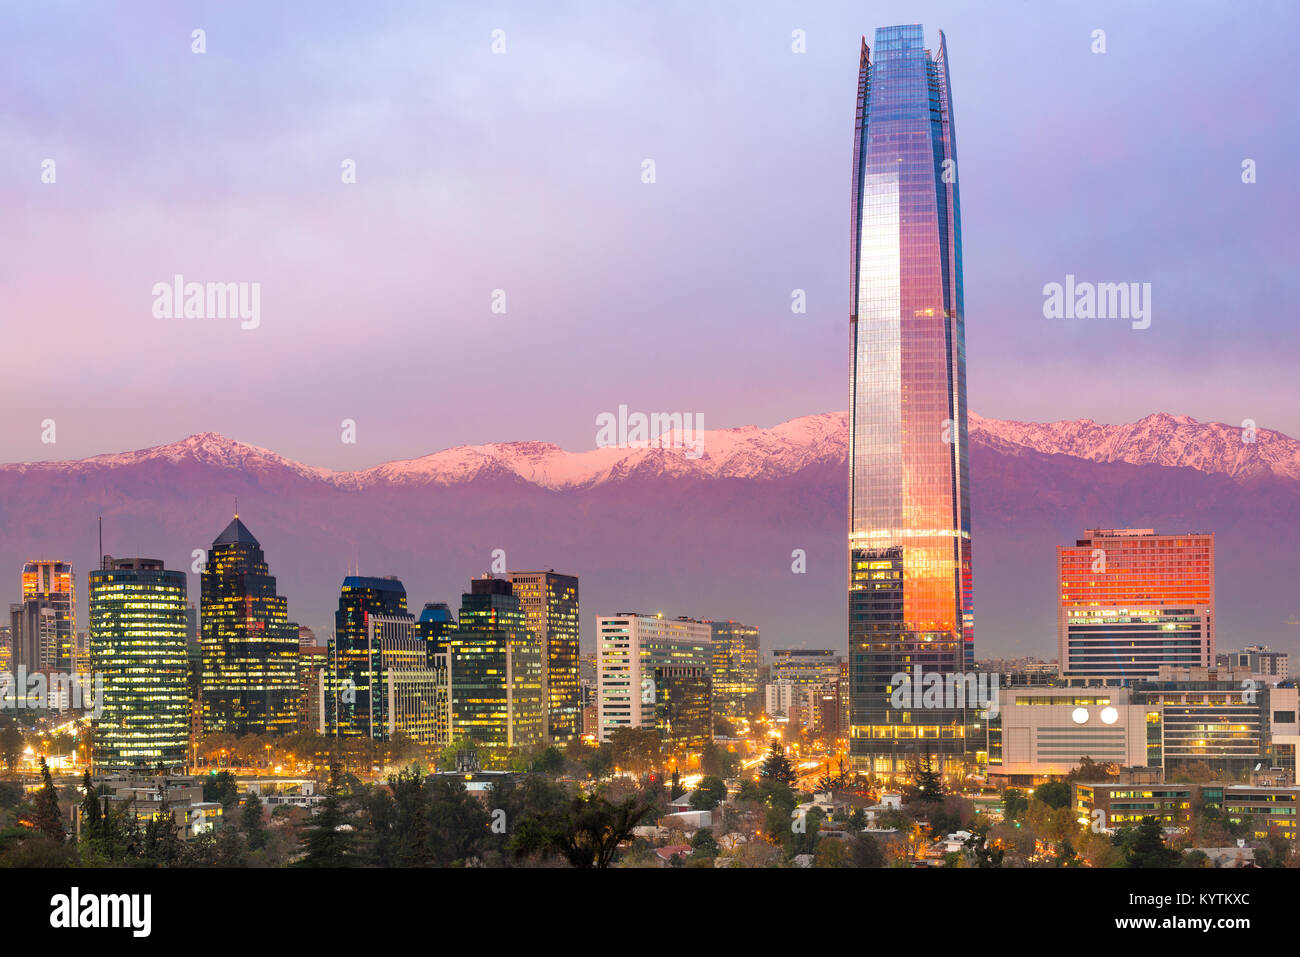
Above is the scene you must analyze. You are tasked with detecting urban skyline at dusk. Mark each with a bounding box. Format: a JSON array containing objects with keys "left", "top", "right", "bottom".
[{"left": 0, "top": 3, "right": 1296, "bottom": 924}]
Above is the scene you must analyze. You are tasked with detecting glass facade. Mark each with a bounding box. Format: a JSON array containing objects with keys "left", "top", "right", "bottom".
[
  {"left": 848, "top": 25, "right": 974, "bottom": 774},
  {"left": 447, "top": 578, "right": 544, "bottom": 750},
  {"left": 1058, "top": 528, "right": 1214, "bottom": 680},
  {"left": 508, "top": 571, "right": 580, "bottom": 743},
  {"left": 709, "top": 620, "right": 760, "bottom": 717},
  {"left": 326, "top": 575, "right": 411, "bottom": 737},
  {"left": 200, "top": 516, "right": 300, "bottom": 735},
  {"left": 89, "top": 558, "right": 190, "bottom": 770},
  {"left": 16, "top": 560, "right": 76, "bottom": 673},
  {"left": 654, "top": 666, "right": 713, "bottom": 751}
]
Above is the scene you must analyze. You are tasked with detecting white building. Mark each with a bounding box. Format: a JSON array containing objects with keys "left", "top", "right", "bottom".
[
  {"left": 596, "top": 613, "right": 711, "bottom": 741},
  {"left": 990, "top": 687, "right": 1148, "bottom": 780}
]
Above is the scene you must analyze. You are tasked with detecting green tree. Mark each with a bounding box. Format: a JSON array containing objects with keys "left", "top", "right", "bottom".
[
  {"left": 903, "top": 755, "right": 946, "bottom": 804},
  {"left": 690, "top": 776, "right": 727, "bottom": 811},
  {"left": 1002, "top": 788, "right": 1029, "bottom": 821},
  {"left": 850, "top": 832, "right": 884, "bottom": 867},
  {"left": 700, "top": 742, "right": 740, "bottom": 780},
  {"left": 531, "top": 746, "right": 565, "bottom": 775},
  {"left": 759, "top": 741, "right": 796, "bottom": 786},
  {"left": 203, "top": 770, "right": 240, "bottom": 810},
  {"left": 31, "top": 758, "right": 63, "bottom": 841},
  {"left": 510, "top": 793, "right": 654, "bottom": 868},
  {"left": 0, "top": 725, "right": 24, "bottom": 773},
  {"left": 297, "top": 763, "right": 359, "bottom": 867},
  {"left": 240, "top": 792, "right": 268, "bottom": 851},
  {"left": 964, "top": 821, "right": 1004, "bottom": 868},
  {"left": 1033, "top": 780, "right": 1071, "bottom": 810},
  {"left": 426, "top": 778, "right": 491, "bottom": 865},
  {"left": 689, "top": 827, "right": 719, "bottom": 861},
  {"left": 1119, "top": 818, "right": 1181, "bottom": 868}
]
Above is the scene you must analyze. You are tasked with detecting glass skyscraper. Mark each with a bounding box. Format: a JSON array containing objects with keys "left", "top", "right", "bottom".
[
  {"left": 508, "top": 571, "right": 580, "bottom": 743},
  {"left": 848, "top": 25, "right": 974, "bottom": 775},
  {"left": 200, "top": 515, "right": 300, "bottom": 735},
  {"left": 89, "top": 557, "right": 190, "bottom": 771},
  {"left": 326, "top": 575, "right": 416, "bottom": 738}
]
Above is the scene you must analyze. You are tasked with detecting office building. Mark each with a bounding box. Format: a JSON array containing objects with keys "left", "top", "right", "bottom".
[
  {"left": 446, "top": 577, "right": 544, "bottom": 750},
  {"left": 653, "top": 666, "right": 712, "bottom": 751},
  {"left": 12, "top": 560, "right": 76, "bottom": 673},
  {"left": 88, "top": 557, "right": 191, "bottom": 771},
  {"left": 709, "top": 620, "right": 760, "bottom": 717},
  {"left": 200, "top": 515, "right": 300, "bottom": 735},
  {"left": 596, "top": 613, "right": 712, "bottom": 742},
  {"left": 327, "top": 575, "right": 411, "bottom": 737},
  {"left": 1058, "top": 528, "right": 1215, "bottom": 681},
  {"left": 508, "top": 571, "right": 580, "bottom": 742},
  {"left": 847, "top": 24, "right": 974, "bottom": 775}
]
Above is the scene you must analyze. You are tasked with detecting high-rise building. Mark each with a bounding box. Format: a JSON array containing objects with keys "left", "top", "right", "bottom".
[
  {"left": 1221, "top": 645, "right": 1288, "bottom": 681},
  {"left": 298, "top": 627, "right": 328, "bottom": 733},
  {"left": 14, "top": 560, "right": 76, "bottom": 673},
  {"left": 508, "top": 571, "right": 580, "bottom": 743},
  {"left": 89, "top": 557, "right": 190, "bottom": 771},
  {"left": 1058, "top": 528, "right": 1215, "bottom": 682},
  {"left": 596, "top": 613, "right": 712, "bottom": 742},
  {"left": 447, "top": 577, "right": 544, "bottom": 750},
  {"left": 416, "top": 601, "right": 457, "bottom": 657},
  {"left": 327, "top": 576, "right": 411, "bottom": 737},
  {"left": 200, "top": 515, "right": 300, "bottom": 735},
  {"left": 709, "top": 620, "right": 760, "bottom": 717},
  {"left": 773, "top": 649, "right": 842, "bottom": 687},
  {"left": 653, "top": 666, "right": 713, "bottom": 751},
  {"left": 847, "top": 24, "right": 974, "bottom": 775}
]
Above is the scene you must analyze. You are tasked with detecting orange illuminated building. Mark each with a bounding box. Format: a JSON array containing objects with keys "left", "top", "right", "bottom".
[{"left": 1058, "top": 528, "right": 1214, "bottom": 682}]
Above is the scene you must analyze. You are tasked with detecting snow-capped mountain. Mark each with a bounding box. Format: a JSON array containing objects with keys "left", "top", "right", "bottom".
[
  {"left": 8, "top": 409, "right": 1294, "bottom": 489},
  {"left": 0, "top": 410, "right": 1295, "bottom": 658}
]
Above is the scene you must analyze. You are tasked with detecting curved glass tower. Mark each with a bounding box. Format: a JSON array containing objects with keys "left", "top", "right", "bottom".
[{"left": 848, "top": 25, "right": 974, "bottom": 775}]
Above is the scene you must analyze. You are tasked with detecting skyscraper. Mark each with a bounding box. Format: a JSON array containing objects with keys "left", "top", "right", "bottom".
[
  {"left": 508, "top": 571, "right": 580, "bottom": 743},
  {"left": 200, "top": 515, "right": 300, "bottom": 735},
  {"left": 848, "top": 24, "right": 974, "bottom": 775},
  {"left": 595, "top": 613, "right": 712, "bottom": 742},
  {"left": 709, "top": 620, "right": 760, "bottom": 717},
  {"left": 328, "top": 575, "right": 410, "bottom": 736},
  {"left": 1058, "top": 528, "right": 1215, "bottom": 681},
  {"left": 15, "top": 560, "right": 75, "bottom": 673},
  {"left": 89, "top": 557, "right": 190, "bottom": 771},
  {"left": 447, "top": 577, "right": 544, "bottom": 751}
]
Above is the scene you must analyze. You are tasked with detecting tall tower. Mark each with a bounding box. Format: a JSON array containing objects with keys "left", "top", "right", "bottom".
[
  {"left": 89, "top": 558, "right": 190, "bottom": 771},
  {"left": 200, "top": 514, "right": 300, "bottom": 735},
  {"left": 507, "top": 571, "right": 580, "bottom": 743},
  {"left": 17, "top": 560, "right": 75, "bottom": 673},
  {"left": 327, "top": 575, "right": 412, "bottom": 737},
  {"left": 848, "top": 25, "right": 974, "bottom": 775}
]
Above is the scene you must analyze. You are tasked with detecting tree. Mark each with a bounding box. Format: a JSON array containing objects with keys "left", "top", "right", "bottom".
[
  {"left": 903, "top": 755, "right": 946, "bottom": 804},
  {"left": 297, "top": 763, "right": 358, "bottom": 867},
  {"left": 815, "top": 838, "right": 851, "bottom": 868},
  {"left": 1067, "top": 757, "right": 1119, "bottom": 783},
  {"left": 759, "top": 741, "right": 796, "bottom": 787},
  {"left": 700, "top": 742, "right": 740, "bottom": 780},
  {"left": 850, "top": 832, "right": 885, "bottom": 868},
  {"left": 669, "top": 767, "right": 685, "bottom": 801},
  {"left": 203, "top": 770, "right": 240, "bottom": 810},
  {"left": 425, "top": 778, "right": 491, "bottom": 865},
  {"left": 240, "top": 792, "right": 268, "bottom": 851},
  {"left": 964, "top": 822, "right": 1004, "bottom": 868},
  {"left": 510, "top": 793, "right": 654, "bottom": 868},
  {"left": 1002, "top": 788, "right": 1029, "bottom": 821},
  {"left": 1033, "top": 780, "right": 1071, "bottom": 810},
  {"left": 689, "top": 827, "right": 719, "bottom": 861},
  {"left": 31, "top": 758, "right": 63, "bottom": 841},
  {"left": 0, "top": 725, "right": 23, "bottom": 772},
  {"left": 690, "top": 776, "right": 727, "bottom": 812},
  {"left": 530, "top": 746, "right": 565, "bottom": 776},
  {"left": 1119, "top": 818, "right": 1181, "bottom": 868},
  {"left": 606, "top": 728, "right": 661, "bottom": 776}
]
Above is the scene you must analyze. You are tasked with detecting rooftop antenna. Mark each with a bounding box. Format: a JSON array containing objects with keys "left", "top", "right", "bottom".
[
  {"left": 234, "top": 496, "right": 239, "bottom": 519},
  {"left": 98, "top": 516, "right": 104, "bottom": 570}
]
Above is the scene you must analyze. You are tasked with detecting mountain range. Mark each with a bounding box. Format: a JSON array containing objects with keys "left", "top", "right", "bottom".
[{"left": 2, "top": 411, "right": 1297, "bottom": 658}]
